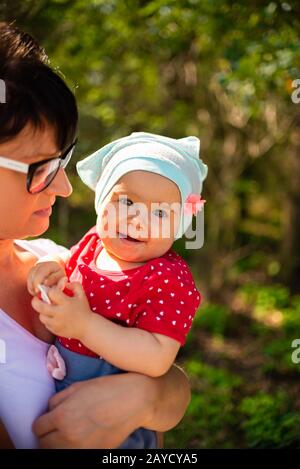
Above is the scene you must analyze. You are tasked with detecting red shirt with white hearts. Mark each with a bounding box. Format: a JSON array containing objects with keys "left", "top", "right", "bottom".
[{"left": 58, "top": 226, "right": 201, "bottom": 358}]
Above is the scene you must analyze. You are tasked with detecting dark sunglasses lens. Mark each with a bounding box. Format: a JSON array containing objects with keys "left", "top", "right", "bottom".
[{"left": 29, "top": 159, "right": 60, "bottom": 194}]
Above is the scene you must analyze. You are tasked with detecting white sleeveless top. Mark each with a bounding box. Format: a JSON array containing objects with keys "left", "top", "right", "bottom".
[{"left": 0, "top": 238, "right": 70, "bottom": 449}]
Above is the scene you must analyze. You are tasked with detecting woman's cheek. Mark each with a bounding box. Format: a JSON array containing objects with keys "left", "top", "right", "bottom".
[{"left": 0, "top": 183, "right": 30, "bottom": 237}]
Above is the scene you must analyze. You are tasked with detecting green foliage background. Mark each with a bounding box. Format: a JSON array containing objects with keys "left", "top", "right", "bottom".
[{"left": 2, "top": 0, "right": 300, "bottom": 448}]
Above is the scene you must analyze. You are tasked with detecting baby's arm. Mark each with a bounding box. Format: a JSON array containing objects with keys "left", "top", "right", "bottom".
[
  {"left": 31, "top": 280, "right": 180, "bottom": 378},
  {"left": 80, "top": 314, "right": 181, "bottom": 378}
]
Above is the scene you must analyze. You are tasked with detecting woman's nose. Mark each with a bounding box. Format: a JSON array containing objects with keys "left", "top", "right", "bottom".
[{"left": 45, "top": 168, "right": 73, "bottom": 198}]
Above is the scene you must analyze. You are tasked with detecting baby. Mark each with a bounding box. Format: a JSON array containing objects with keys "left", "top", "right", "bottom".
[{"left": 28, "top": 132, "right": 208, "bottom": 448}]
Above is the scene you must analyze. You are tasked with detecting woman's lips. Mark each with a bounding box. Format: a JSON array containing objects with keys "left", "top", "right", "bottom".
[{"left": 33, "top": 207, "right": 52, "bottom": 217}]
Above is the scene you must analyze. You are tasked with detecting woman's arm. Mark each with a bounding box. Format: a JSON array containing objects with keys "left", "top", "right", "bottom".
[
  {"left": 32, "top": 364, "right": 191, "bottom": 449},
  {"left": 143, "top": 363, "right": 191, "bottom": 432}
]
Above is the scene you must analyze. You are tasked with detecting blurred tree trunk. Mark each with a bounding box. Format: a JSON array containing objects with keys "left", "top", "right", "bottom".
[{"left": 281, "top": 114, "right": 300, "bottom": 293}]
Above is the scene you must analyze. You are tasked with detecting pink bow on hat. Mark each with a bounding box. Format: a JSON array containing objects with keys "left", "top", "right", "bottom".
[{"left": 184, "top": 193, "right": 206, "bottom": 215}]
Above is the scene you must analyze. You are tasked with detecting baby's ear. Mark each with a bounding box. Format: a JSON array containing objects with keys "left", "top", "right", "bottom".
[
  {"left": 76, "top": 137, "right": 123, "bottom": 191},
  {"left": 178, "top": 136, "right": 200, "bottom": 160}
]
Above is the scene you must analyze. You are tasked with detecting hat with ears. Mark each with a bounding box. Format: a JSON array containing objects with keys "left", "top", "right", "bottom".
[{"left": 76, "top": 132, "right": 208, "bottom": 239}]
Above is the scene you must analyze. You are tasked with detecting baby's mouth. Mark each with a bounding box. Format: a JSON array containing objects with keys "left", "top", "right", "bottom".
[{"left": 117, "top": 232, "right": 144, "bottom": 243}]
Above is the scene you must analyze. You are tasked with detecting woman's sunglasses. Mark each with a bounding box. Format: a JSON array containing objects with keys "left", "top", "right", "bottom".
[{"left": 0, "top": 139, "right": 77, "bottom": 194}]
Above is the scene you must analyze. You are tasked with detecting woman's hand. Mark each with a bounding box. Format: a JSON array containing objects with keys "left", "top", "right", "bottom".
[
  {"left": 33, "top": 365, "right": 190, "bottom": 449},
  {"left": 31, "top": 281, "right": 92, "bottom": 339},
  {"left": 33, "top": 373, "right": 155, "bottom": 449}
]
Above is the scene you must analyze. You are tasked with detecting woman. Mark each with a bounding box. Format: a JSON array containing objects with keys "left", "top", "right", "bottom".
[{"left": 0, "top": 22, "right": 191, "bottom": 449}]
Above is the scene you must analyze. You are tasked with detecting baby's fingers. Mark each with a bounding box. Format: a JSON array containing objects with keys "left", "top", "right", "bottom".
[
  {"left": 43, "top": 270, "right": 66, "bottom": 288},
  {"left": 31, "top": 273, "right": 51, "bottom": 296},
  {"left": 27, "top": 267, "right": 42, "bottom": 296},
  {"left": 31, "top": 295, "right": 54, "bottom": 316},
  {"left": 28, "top": 262, "right": 64, "bottom": 295},
  {"left": 38, "top": 314, "right": 55, "bottom": 333}
]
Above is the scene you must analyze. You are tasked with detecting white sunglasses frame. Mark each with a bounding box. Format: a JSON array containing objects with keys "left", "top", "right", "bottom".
[
  {"left": 0, "top": 156, "right": 29, "bottom": 174},
  {"left": 0, "top": 141, "right": 76, "bottom": 193},
  {"left": 0, "top": 148, "right": 74, "bottom": 174}
]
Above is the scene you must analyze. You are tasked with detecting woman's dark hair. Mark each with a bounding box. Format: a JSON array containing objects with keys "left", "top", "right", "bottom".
[
  {"left": 0, "top": 22, "right": 78, "bottom": 150},
  {"left": 0, "top": 22, "right": 48, "bottom": 63}
]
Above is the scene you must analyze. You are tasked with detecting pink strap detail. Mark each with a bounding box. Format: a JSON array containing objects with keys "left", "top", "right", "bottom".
[{"left": 46, "top": 345, "right": 66, "bottom": 380}]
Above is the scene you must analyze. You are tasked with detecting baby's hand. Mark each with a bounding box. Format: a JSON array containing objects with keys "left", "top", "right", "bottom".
[
  {"left": 27, "top": 259, "right": 67, "bottom": 296},
  {"left": 31, "top": 281, "right": 92, "bottom": 339}
]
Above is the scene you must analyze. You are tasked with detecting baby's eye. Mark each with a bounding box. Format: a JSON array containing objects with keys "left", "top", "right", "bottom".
[
  {"left": 153, "top": 209, "right": 168, "bottom": 219},
  {"left": 119, "top": 197, "right": 133, "bottom": 206}
]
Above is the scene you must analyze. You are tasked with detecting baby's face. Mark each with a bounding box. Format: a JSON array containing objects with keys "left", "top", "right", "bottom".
[{"left": 96, "top": 170, "right": 181, "bottom": 263}]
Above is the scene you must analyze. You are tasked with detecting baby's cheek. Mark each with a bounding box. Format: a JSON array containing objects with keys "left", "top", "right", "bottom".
[
  {"left": 154, "top": 215, "right": 178, "bottom": 241},
  {"left": 147, "top": 237, "right": 174, "bottom": 259},
  {"left": 99, "top": 202, "right": 124, "bottom": 236}
]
